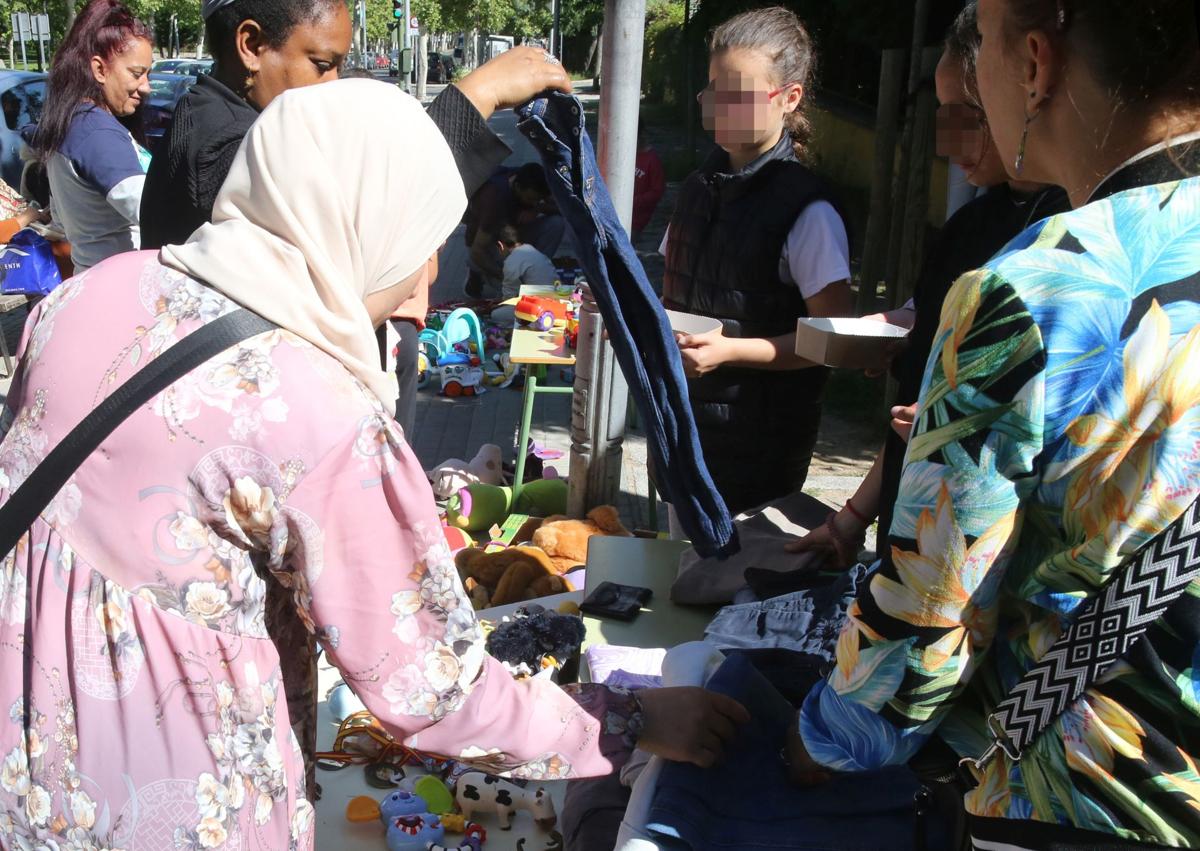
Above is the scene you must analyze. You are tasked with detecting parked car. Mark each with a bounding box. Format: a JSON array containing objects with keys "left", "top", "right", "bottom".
[
  {"left": 152, "top": 58, "right": 212, "bottom": 77},
  {"left": 426, "top": 52, "right": 447, "bottom": 84},
  {"left": 0, "top": 70, "right": 45, "bottom": 190},
  {"left": 142, "top": 73, "right": 197, "bottom": 155}
]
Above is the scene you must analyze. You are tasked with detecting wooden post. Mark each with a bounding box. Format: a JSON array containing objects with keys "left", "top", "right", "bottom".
[
  {"left": 884, "top": 0, "right": 933, "bottom": 307},
  {"left": 892, "top": 47, "right": 941, "bottom": 310},
  {"left": 856, "top": 48, "right": 905, "bottom": 315}
]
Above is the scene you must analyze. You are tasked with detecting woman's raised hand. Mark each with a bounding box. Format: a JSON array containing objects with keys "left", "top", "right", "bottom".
[{"left": 455, "top": 46, "right": 573, "bottom": 121}]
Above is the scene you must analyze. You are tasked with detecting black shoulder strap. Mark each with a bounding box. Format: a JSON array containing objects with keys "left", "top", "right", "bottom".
[
  {"left": 967, "top": 493, "right": 1200, "bottom": 775},
  {"left": 1, "top": 308, "right": 276, "bottom": 557}
]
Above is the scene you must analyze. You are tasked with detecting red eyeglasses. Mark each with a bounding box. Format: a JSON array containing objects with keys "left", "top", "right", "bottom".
[{"left": 696, "top": 82, "right": 799, "bottom": 107}]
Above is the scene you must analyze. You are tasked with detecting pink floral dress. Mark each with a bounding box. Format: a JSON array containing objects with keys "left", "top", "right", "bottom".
[{"left": 0, "top": 252, "right": 636, "bottom": 851}]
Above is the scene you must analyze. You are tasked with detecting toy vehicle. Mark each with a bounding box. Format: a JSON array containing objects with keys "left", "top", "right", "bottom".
[
  {"left": 514, "top": 295, "right": 569, "bottom": 332},
  {"left": 441, "top": 361, "right": 486, "bottom": 397},
  {"left": 565, "top": 315, "right": 580, "bottom": 349}
]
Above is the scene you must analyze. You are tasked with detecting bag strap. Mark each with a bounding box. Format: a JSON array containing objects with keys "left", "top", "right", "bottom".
[
  {"left": 967, "top": 493, "right": 1200, "bottom": 775},
  {"left": 0, "top": 308, "right": 276, "bottom": 558}
]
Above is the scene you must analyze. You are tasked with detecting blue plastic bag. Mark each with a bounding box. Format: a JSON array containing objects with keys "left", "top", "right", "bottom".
[{"left": 0, "top": 229, "right": 63, "bottom": 296}]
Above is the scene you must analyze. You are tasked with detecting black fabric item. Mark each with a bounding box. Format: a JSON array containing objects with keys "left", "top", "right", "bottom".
[
  {"left": 140, "top": 74, "right": 258, "bottom": 250},
  {"left": 0, "top": 309, "right": 276, "bottom": 558},
  {"left": 141, "top": 80, "right": 510, "bottom": 251},
  {"left": 661, "top": 134, "right": 848, "bottom": 515},
  {"left": 969, "top": 815, "right": 1175, "bottom": 850},
  {"left": 876, "top": 184, "right": 1069, "bottom": 541},
  {"left": 425, "top": 84, "right": 513, "bottom": 198},
  {"left": 391, "top": 319, "right": 420, "bottom": 439}
]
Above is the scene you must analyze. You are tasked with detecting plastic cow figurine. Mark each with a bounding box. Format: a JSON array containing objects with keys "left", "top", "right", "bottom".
[{"left": 455, "top": 771, "right": 557, "bottom": 830}]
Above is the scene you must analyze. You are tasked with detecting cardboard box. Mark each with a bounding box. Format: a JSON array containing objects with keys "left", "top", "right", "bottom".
[
  {"left": 794, "top": 317, "right": 909, "bottom": 370},
  {"left": 664, "top": 308, "right": 723, "bottom": 337}
]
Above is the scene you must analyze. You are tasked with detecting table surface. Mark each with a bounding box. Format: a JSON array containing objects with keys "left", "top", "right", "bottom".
[
  {"left": 508, "top": 285, "right": 577, "bottom": 367},
  {"left": 314, "top": 536, "right": 708, "bottom": 849}
]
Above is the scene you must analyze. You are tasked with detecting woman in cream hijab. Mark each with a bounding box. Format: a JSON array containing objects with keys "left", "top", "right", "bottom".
[{"left": 0, "top": 80, "right": 744, "bottom": 848}]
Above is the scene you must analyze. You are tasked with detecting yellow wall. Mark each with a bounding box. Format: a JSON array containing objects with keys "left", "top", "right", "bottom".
[{"left": 808, "top": 105, "right": 948, "bottom": 226}]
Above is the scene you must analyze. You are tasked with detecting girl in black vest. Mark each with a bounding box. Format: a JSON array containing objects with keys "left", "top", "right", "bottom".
[{"left": 661, "top": 7, "right": 853, "bottom": 518}]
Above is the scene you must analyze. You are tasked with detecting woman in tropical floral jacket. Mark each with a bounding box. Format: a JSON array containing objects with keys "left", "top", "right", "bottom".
[{"left": 793, "top": 1, "right": 1200, "bottom": 848}]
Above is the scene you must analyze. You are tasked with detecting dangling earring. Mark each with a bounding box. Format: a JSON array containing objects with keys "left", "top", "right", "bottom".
[{"left": 1014, "top": 92, "right": 1041, "bottom": 175}]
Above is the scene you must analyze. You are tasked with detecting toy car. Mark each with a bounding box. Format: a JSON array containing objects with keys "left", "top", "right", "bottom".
[
  {"left": 514, "top": 295, "right": 569, "bottom": 332},
  {"left": 441, "top": 361, "right": 486, "bottom": 397}
]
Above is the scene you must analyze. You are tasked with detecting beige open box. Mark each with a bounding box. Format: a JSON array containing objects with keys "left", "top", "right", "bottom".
[
  {"left": 794, "top": 316, "right": 909, "bottom": 370},
  {"left": 664, "top": 308, "right": 723, "bottom": 337}
]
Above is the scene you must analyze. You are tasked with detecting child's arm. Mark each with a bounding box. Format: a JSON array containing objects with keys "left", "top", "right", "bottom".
[{"left": 676, "top": 279, "right": 853, "bottom": 374}]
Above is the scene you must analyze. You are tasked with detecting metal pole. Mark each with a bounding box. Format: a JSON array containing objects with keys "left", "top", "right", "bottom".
[
  {"left": 567, "top": 0, "right": 644, "bottom": 515},
  {"left": 33, "top": 14, "right": 44, "bottom": 71},
  {"left": 401, "top": 0, "right": 411, "bottom": 92},
  {"left": 684, "top": 0, "right": 694, "bottom": 164},
  {"left": 568, "top": 286, "right": 629, "bottom": 517},
  {"left": 18, "top": 14, "right": 27, "bottom": 73},
  {"left": 551, "top": 0, "right": 561, "bottom": 58},
  {"left": 597, "top": 0, "right": 646, "bottom": 230}
]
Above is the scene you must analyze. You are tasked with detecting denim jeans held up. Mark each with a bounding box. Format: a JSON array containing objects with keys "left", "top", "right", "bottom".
[{"left": 515, "top": 93, "right": 738, "bottom": 558}]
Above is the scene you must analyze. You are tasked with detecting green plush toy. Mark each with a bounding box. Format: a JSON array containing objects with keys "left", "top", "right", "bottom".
[{"left": 445, "top": 479, "right": 568, "bottom": 532}]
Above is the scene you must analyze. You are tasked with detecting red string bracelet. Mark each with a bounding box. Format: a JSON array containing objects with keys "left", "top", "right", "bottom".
[{"left": 844, "top": 498, "right": 870, "bottom": 525}]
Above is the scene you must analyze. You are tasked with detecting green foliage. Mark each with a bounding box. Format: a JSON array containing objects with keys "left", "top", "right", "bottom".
[{"left": 641, "top": 0, "right": 686, "bottom": 105}]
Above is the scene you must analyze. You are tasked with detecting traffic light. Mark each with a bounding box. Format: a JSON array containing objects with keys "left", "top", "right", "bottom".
[{"left": 392, "top": 0, "right": 403, "bottom": 18}]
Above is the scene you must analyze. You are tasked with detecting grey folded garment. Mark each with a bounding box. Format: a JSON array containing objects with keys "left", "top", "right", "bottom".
[{"left": 670, "top": 490, "right": 832, "bottom": 605}]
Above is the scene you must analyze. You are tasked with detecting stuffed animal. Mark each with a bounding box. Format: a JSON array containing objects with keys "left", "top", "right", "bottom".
[
  {"left": 428, "top": 444, "right": 505, "bottom": 500},
  {"left": 455, "top": 546, "right": 574, "bottom": 608},
  {"left": 445, "top": 479, "right": 568, "bottom": 533},
  {"left": 532, "top": 505, "right": 632, "bottom": 575}
]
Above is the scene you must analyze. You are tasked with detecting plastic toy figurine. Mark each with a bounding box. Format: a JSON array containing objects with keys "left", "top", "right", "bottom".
[
  {"left": 345, "top": 790, "right": 426, "bottom": 824},
  {"left": 385, "top": 812, "right": 445, "bottom": 851},
  {"left": 455, "top": 771, "right": 558, "bottom": 830},
  {"left": 514, "top": 295, "right": 569, "bottom": 332}
]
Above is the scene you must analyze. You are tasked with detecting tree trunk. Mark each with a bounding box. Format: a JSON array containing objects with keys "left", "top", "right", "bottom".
[
  {"left": 585, "top": 24, "right": 600, "bottom": 78},
  {"left": 593, "top": 22, "right": 603, "bottom": 87},
  {"left": 196, "top": 28, "right": 205, "bottom": 59},
  {"left": 64, "top": 0, "right": 75, "bottom": 32},
  {"left": 416, "top": 32, "right": 428, "bottom": 98}
]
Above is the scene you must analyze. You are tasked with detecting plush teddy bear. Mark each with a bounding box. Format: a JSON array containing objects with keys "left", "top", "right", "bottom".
[
  {"left": 532, "top": 506, "right": 632, "bottom": 575},
  {"left": 454, "top": 546, "right": 575, "bottom": 609}
]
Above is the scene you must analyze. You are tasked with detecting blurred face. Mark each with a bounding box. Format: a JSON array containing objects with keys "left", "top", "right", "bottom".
[
  {"left": 244, "top": 4, "right": 351, "bottom": 111},
  {"left": 91, "top": 38, "right": 152, "bottom": 117},
  {"left": 514, "top": 184, "right": 545, "bottom": 207},
  {"left": 934, "top": 51, "right": 1008, "bottom": 187},
  {"left": 701, "top": 47, "right": 802, "bottom": 158}
]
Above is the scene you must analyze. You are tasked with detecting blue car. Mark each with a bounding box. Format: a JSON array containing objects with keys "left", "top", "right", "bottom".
[
  {"left": 143, "top": 72, "right": 197, "bottom": 155},
  {"left": 0, "top": 70, "right": 46, "bottom": 189}
]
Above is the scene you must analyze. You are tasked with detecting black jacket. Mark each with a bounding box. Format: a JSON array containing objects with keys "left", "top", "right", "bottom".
[
  {"left": 876, "top": 183, "right": 1070, "bottom": 540},
  {"left": 140, "top": 79, "right": 508, "bottom": 250},
  {"left": 140, "top": 74, "right": 256, "bottom": 250},
  {"left": 662, "top": 135, "right": 848, "bottom": 514}
]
